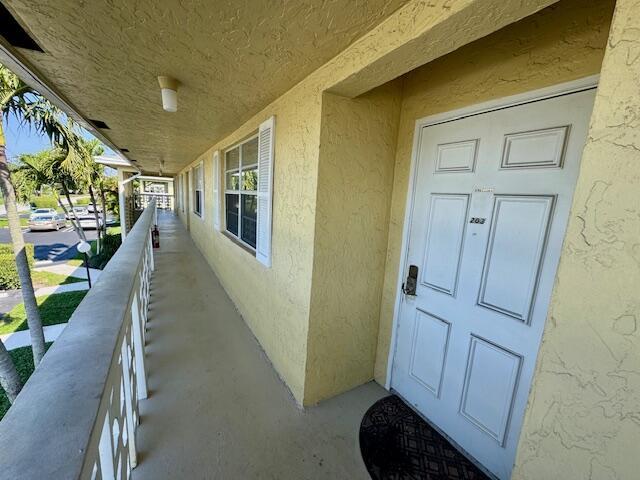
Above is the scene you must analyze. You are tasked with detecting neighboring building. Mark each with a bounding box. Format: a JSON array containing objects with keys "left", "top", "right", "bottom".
[{"left": 0, "top": 1, "right": 637, "bottom": 479}]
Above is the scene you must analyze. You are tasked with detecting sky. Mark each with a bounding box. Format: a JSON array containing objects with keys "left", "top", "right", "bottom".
[{"left": 3, "top": 109, "right": 117, "bottom": 162}]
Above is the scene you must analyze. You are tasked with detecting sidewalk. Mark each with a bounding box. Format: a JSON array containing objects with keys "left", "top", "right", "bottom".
[
  {"left": 34, "top": 262, "right": 102, "bottom": 283},
  {"left": 0, "top": 323, "right": 67, "bottom": 350},
  {"left": 0, "top": 263, "right": 96, "bottom": 349}
]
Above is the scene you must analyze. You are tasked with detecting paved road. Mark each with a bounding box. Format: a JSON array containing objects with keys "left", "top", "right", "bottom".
[{"left": 0, "top": 227, "right": 98, "bottom": 261}]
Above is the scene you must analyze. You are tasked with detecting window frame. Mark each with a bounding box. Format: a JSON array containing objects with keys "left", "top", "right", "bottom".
[
  {"left": 224, "top": 134, "right": 259, "bottom": 252},
  {"left": 192, "top": 162, "right": 204, "bottom": 218}
]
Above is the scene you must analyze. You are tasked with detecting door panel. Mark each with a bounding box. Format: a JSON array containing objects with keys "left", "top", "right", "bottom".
[
  {"left": 460, "top": 336, "right": 522, "bottom": 445},
  {"left": 409, "top": 310, "right": 451, "bottom": 397},
  {"left": 477, "top": 195, "right": 554, "bottom": 323},
  {"left": 501, "top": 126, "right": 568, "bottom": 169},
  {"left": 435, "top": 139, "right": 479, "bottom": 172},
  {"left": 421, "top": 194, "right": 469, "bottom": 295},
  {"left": 391, "top": 88, "right": 596, "bottom": 480}
]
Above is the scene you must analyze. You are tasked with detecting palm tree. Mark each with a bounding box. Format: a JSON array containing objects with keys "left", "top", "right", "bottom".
[
  {"left": 13, "top": 149, "right": 88, "bottom": 242},
  {"left": 1, "top": 64, "right": 47, "bottom": 368},
  {"left": 75, "top": 139, "right": 104, "bottom": 252},
  {"left": 0, "top": 341, "right": 21, "bottom": 403},
  {"left": 1, "top": 63, "right": 85, "bottom": 368}
]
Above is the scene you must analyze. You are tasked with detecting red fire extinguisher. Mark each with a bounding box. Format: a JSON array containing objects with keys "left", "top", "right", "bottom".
[{"left": 152, "top": 225, "right": 160, "bottom": 248}]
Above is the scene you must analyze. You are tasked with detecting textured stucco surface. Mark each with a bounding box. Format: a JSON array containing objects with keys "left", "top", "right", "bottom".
[
  {"left": 173, "top": 0, "right": 566, "bottom": 405},
  {"left": 2, "top": 0, "right": 409, "bottom": 174},
  {"left": 304, "top": 83, "right": 402, "bottom": 405},
  {"left": 179, "top": 79, "right": 324, "bottom": 402},
  {"left": 327, "top": 0, "right": 559, "bottom": 98},
  {"left": 1, "top": 0, "right": 561, "bottom": 174},
  {"left": 374, "top": 0, "right": 615, "bottom": 384},
  {"left": 513, "top": 1, "right": 640, "bottom": 477}
]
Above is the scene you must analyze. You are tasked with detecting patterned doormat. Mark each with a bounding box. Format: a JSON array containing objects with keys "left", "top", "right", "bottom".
[{"left": 359, "top": 395, "right": 489, "bottom": 480}]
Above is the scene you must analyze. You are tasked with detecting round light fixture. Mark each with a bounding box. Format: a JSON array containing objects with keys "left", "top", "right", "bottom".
[
  {"left": 158, "top": 76, "right": 179, "bottom": 112},
  {"left": 77, "top": 240, "right": 91, "bottom": 254}
]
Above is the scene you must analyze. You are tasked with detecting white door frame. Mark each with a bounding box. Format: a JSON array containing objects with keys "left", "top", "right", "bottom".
[{"left": 384, "top": 75, "right": 600, "bottom": 390}]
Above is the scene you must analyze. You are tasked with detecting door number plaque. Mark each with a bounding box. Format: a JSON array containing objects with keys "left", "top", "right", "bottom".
[{"left": 469, "top": 217, "right": 486, "bottom": 224}]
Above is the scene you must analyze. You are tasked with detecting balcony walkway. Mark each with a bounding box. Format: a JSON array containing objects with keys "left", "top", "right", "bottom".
[{"left": 133, "top": 212, "right": 386, "bottom": 479}]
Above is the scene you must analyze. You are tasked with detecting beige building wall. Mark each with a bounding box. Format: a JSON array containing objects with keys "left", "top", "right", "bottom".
[
  {"left": 514, "top": 0, "right": 640, "bottom": 476},
  {"left": 176, "top": 0, "right": 619, "bottom": 410},
  {"left": 177, "top": 81, "right": 324, "bottom": 403},
  {"left": 304, "top": 82, "right": 402, "bottom": 404},
  {"left": 374, "top": 0, "right": 615, "bottom": 383}
]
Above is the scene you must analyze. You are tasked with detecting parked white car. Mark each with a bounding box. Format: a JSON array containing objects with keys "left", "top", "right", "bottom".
[
  {"left": 31, "top": 208, "right": 57, "bottom": 216},
  {"left": 67, "top": 206, "right": 88, "bottom": 219},
  {"left": 78, "top": 215, "right": 104, "bottom": 230},
  {"left": 28, "top": 213, "right": 67, "bottom": 231}
]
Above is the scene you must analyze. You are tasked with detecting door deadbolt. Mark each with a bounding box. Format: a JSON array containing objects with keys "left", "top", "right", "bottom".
[{"left": 402, "top": 265, "right": 418, "bottom": 296}]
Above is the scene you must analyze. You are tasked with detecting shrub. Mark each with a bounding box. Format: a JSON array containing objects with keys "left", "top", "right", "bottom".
[
  {"left": 76, "top": 233, "right": 122, "bottom": 270},
  {"left": 30, "top": 195, "right": 58, "bottom": 209},
  {"left": 74, "top": 197, "right": 90, "bottom": 206},
  {"left": 0, "top": 244, "right": 35, "bottom": 290}
]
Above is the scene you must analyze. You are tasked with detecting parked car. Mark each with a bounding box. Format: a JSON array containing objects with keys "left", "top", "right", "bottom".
[
  {"left": 28, "top": 213, "right": 67, "bottom": 231},
  {"left": 78, "top": 215, "right": 103, "bottom": 230},
  {"left": 31, "top": 208, "right": 57, "bottom": 216},
  {"left": 67, "top": 206, "right": 88, "bottom": 219}
]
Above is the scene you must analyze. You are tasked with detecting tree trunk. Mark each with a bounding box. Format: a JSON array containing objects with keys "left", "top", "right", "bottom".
[
  {"left": 0, "top": 139, "right": 46, "bottom": 366},
  {"left": 99, "top": 185, "right": 108, "bottom": 248},
  {"left": 0, "top": 340, "right": 21, "bottom": 403},
  {"left": 60, "top": 183, "right": 86, "bottom": 242},
  {"left": 88, "top": 185, "right": 101, "bottom": 254},
  {"left": 55, "top": 194, "right": 83, "bottom": 241}
]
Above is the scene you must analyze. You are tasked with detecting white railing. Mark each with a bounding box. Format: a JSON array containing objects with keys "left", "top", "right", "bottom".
[{"left": 0, "top": 200, "right": 157, "bottom": 480}]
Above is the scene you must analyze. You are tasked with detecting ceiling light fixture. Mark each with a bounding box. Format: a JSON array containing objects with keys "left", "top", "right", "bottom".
[{"left": 157, "top": 76, "right": 179, "bottom": 112}]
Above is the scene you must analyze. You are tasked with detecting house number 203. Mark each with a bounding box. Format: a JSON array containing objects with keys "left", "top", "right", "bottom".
[{"left": 469, "top": 217, "right": 486, "bottom": 224}]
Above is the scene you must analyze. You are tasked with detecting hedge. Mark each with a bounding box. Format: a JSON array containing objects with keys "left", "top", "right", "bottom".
[
  {"left": 74, "top": 197, "right": 90, "bottom": 206},
  {"left": 30, "top": 195, "right": 58, "bottom": 209},
  {"left": 0, "top": 244, "right": 35, "bottom": 290}
]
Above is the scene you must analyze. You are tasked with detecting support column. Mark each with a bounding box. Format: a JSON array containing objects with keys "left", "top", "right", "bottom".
[
  {"left": 514, "top": 1, "right": 640, "bottom": 478},
  {"left": 117, "top": 168, "right": 127, "bottom": 241}
]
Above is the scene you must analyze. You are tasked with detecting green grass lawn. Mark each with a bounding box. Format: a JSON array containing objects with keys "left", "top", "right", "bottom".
[
  {"left": 0, "top": 343, "right": 52, "bottom": 420},
  {"left": 0, "top": 217, "right": 29, "bottom": 228},
  {"left": 31, "top": 270, "right": 85, "bottom": 289},
  {"left": 0, "top": 290, "right": 88, "bottom": 335},
  {"left": 73, "top": 227, "right": 122, "bottom": 270}
]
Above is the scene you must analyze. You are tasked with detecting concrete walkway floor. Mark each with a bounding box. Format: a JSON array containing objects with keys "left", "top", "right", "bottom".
[
  {"left": 133, "top": 213, "right": 385, "bottom": 480},
  {"left": 0, "top": 323, "right": 67, "bottom": 350}
]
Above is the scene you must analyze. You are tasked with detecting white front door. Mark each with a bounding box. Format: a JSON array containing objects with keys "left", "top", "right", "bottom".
[{"left": 391, "top": 88, "right": 596, "bottom": 479}]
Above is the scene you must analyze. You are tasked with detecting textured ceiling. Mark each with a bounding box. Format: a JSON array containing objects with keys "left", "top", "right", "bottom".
[{"left": 2, "top": 0, "right": 408, "bottom": 175}]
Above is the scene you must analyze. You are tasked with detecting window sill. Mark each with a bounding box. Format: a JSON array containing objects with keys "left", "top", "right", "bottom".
[{"left": 222, "top": 231, "right": 256, "bottom": 257}]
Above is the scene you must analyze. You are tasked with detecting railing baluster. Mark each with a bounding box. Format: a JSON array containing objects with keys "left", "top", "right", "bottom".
[
  {"left": 131, "top": 293, "right": 148, "bottom": 400},
  {"left": 120, "top": 331, "right": 138, "bottom": 468}
]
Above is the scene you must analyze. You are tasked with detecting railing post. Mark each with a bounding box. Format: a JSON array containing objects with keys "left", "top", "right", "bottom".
[
  {"left": 120, "top": 338, "right": 138, "bottom": 468},
  {"left": 130, "top": 294, "right": 148, "bottom": 400}
]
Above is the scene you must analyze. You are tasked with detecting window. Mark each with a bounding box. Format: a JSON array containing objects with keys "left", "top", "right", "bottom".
[
  {"left": 193, "top": 163, "right": 203, "bottom": 217},
  {"left": 220, "top": 116, "right": 275, "bottom": 266},
  {"left": 225, "top": 136, "right": 258, "bottom": 249}
]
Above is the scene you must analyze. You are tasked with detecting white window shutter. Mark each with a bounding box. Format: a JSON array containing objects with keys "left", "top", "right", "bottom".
[
  {"left": 256, "top": 116, "right": 275, "bottom": 267},
  {"left": 212, "top": 151, "right": 221, "bottom": 231}
]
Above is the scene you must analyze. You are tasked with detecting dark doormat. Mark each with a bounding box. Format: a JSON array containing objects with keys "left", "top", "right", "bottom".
[{"left": 359, "top": 395, "right": 489, "bottom": 480}]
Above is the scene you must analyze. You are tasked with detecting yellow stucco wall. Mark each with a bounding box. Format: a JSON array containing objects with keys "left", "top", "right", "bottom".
[
  {"left": 304, "top": 82, "right": 402, "bottom": 404},
  {"left": 177, "top": 80, "right": 324, "bottom": 402},
  {"left": 374, "top": 0, "right": 615, "bottom": 383},
  {"left": 513, "top": 0, "right": 640, "bottom": 476},
  {"left": 174, "top": 0, "right": 556, "bottom": 406},
  {"left": 176, "top": 0, "right": 618, "bottom": 411}
]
